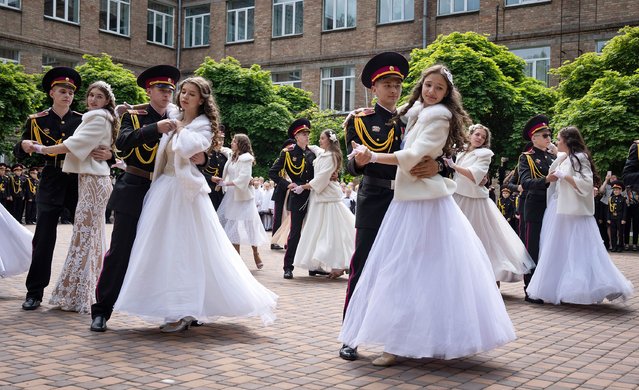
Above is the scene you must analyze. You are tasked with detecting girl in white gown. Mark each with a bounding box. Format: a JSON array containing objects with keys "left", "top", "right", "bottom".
[
  {"left": 0, "top": 203, "right": 32, "bottom": 278},
  {"left": 340, "top": 65, "right": 515, "bottom": 366},
  {"left": 293, "top": 129, "right": 355, "bottom": 277},
  {"left": 447, "top": 124, "right": 535, "bottom": 283},
  {"left": 527, "top": 126, "right": 633, "bottom": 304},
  {"left": 215, "top": 134, "right": 269, "bottom": 269},
  {"left": 114, "top": 77, "right": 277, "bottom": 332}
]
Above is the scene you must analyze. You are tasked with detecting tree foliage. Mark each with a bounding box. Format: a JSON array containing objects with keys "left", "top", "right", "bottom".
[
  {"left": 195, "top": 56, "right": 314, "bottom": 176},
  {"left": 74, "top": 54, "right": 147, "bottom": 111},
  {"left": 551, "top": 26, "right": 639, "bottom": 174},
  {"left": 405, "top": 32, "right": 557, "bottom": 169}
]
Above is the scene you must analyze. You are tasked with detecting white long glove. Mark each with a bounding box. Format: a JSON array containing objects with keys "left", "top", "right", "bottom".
[{"left": 292, "top": 185, "right": 305, "bottom": 194}]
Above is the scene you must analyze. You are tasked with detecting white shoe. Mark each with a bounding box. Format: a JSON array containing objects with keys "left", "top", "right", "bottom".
[
  {"left": 161, "top": 316, "right": 195, "bottom": 333},
  {"left": 372, "top": 352, "right": 397, "bottom": 366}
]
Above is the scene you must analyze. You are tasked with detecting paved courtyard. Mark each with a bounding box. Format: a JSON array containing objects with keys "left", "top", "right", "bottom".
[{"left": 1, "top": 224, "right": 638, "bottom": 390}]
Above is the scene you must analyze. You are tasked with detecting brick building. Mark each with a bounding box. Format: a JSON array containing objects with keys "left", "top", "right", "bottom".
[{"left": 1, "top": 0, "right": 637, "bottom": 111}]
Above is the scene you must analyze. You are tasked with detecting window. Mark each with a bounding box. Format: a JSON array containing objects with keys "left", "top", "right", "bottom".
[
  {"left": 44, "top": 0, "right": 79, "bottom": 23},
  {"left": 100, "top": 0, "right": 130, "bottom": 36},
  {"left": 595, "top": 39, "right": 609, "bottom": 54},
  {"left": 185, "top": 5, "right": 210, "bottom": 48},
  {"left": 272, "top": 70, "right": 302, "bottom": 88},
  {"left": 0, "top": 0, "right": 20, "bottom": 10},
  {"left": 147, "top": 2, "right": 174, "bottom": 47},
  {"left": 42, "top": 55, "right": 76, "bottom": 69},
  {"left": 511, "top": 46, "right": 550, "bottom": 85},
  {"left": 273, "top": 0, "right": 303, "bottom": 37},
  {"left": 320, "top": 67, "right": 355, "bottom": 112},
  {"left": 378, "top": 0, "right": 413, "bottom": 24},
  {"left": 505, "top": 0, "right": 548, "bottom": 5},
  {"left": 323, "top": 0, "right": 356, "bottom": 31},
  {"left": 0, "top": 48, "right": 19, "bottom": 64},
  {"left": 438, "top": 0, "right": 479, "bottom": 15},
  {"left": 227, "top": 0, "right": 254, "bottom": 43}
]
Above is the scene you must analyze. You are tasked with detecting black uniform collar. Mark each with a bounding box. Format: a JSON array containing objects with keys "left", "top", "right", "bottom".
[
  {"left": 374, "top": 103, "right": 396, "bottom": 119},
  {"left": 49, "top": 107, "right": 74, "bottom": 120}
]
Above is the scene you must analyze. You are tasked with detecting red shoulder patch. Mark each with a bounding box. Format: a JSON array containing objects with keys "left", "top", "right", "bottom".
[
  {"left": 355, "top": 108, "right": 375, "bottom": 117},
  {"left": 127, "top": 109, "right": 148, "bottom": 115},
  {"left": 28, "top": 110, "right": 49, "bottom": 119},
  {"left": 282, "top": 144, "right": 295, "bottom": 152}
]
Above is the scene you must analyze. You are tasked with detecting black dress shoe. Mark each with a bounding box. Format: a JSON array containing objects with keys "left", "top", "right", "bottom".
[
  {"left": 524, "top": 295, "right": 544, "bottom": 304},
  {"left": 271, "top": 244, "right": 283, "bottom": 250},
  {"left": 283, "top": 270, "right": 293, "bottom": 279},
  {"left": 22, "top": 297, "right": 41, "bottom": 310},
  {"left": 90, "top": 315, "right": 108, "bottom": 332},
  {"left": 339, "top": 344, "right": 358, "bottom": 361}
]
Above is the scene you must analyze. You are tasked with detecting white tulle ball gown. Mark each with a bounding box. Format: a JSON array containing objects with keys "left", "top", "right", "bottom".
[{"left": 0, "top": 203, "right": 32, "bottom": 278}]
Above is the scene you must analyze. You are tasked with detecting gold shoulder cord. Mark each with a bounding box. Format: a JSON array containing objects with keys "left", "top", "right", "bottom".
[
  {"left": 28, "top": 178, "right": 37, "bottom": 194},
  {"left": 354, "top": 117, "right": 394, "bottom": 152},
  {"left": 284, "top": 151, "right": 305, "bottom": 176},
  {"left": 31, "top": 118, "right": 61, "bottom": 157},
  {"left": 525, "top": 155, "right": 545, "bottom": 179},
  {"left": 497, "top": 198, "right": 505, "bottom": 215},
  {"left": 115, "top": 113, "right": 158, "bottom": 164}
]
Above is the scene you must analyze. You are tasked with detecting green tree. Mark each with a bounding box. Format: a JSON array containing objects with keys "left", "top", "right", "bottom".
[
  {"left": 405, "top": 32, "right": 557, "bottom": 169},
  {"left": 274, "top": 84, "right": 315, "bottom": 114},
  {"left": 74, "top": 53, "right": 147, "bottom": 112},
  {"left": 196, "top": 56, "right": 309, "bottom": 176},
  {"left": 551, "top": 26, "right": 639, "bottom": 174},
  {"left": 0, "top": 63, "right": 45, "bottom": 158}
]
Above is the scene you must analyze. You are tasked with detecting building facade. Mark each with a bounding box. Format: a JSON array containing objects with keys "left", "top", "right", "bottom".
[{"left": 1, "top": 0, "right": 637, "bottom": 111}]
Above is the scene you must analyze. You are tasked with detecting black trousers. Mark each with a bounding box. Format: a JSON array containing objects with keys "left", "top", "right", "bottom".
[
  {"left": 282, "top": 208, "right": 306, "bottom": 272},
  {"left": 25, "top": 200, "right": 37, "bottom": 223},
  {"left": 25, "top": 203, "right": 65, "bottom": 300},
  {"left": 522, "top": 221, "right": 542, "bottom": 290},
  {"left": 12, "top": 197, "right": 24, "bottom": 223},
  {"left": 272, "top": 200, "right": 284, "bottom": 236},
  {"left": 624, "top": 204, "right": 639, "bottom": 245},
  {"left": 610, "top": 219, "right": 625, "bottom": 249},
  {"left": 343, "top": 227, "right": 379, "bottom": 318},
  {"left": 209, "top": 190, "right": 224, "bottom": 211},
  {"left": 91, "top": 212, "right": 139, "bottom": 320}
]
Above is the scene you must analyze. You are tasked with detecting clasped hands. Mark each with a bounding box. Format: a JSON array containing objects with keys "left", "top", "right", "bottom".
[{"left": 348, "top": 140, "right": 440, "bottom": 179}]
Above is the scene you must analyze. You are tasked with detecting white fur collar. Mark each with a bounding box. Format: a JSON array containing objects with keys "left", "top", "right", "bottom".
[
  {"left": 82, "top": 108, "right": 113, "bottom": 122},
  {"left": 473, "top": 147, "right": 494, "bottom": 158},
  {"left": 166, "top": 103, "right": 181, "bottom": 120}
]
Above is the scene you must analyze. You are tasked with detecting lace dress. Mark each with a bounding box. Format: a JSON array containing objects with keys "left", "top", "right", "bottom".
[{"left": 49, "top": 174, "right": 112, "bottom": 313}]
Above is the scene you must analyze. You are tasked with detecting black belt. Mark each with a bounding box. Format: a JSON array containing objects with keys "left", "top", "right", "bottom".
[
  {"left": 125, "top": 166, "right": 153, "bottom": 180},
  {"left": 362, "top": 175, "right": 395, "bottom": 190},
  {"left": 44, "top": 160, "right": 65, "bottom": 169}
]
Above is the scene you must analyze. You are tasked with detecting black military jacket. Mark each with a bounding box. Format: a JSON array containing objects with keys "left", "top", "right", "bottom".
[
  {"left": 622, "top": 141, "right": 639, "bottom": 189},
  {"left": 202, "top": 149, "right": 229, "bottom": 192},
  {"left": 269, "top": 143, "right": 315, "bottom": 212},
  {"left": 518, "top": 146, "right": 556, "bottom": 223}
]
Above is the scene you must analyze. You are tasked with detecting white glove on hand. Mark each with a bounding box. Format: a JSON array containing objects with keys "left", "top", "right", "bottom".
[
  {"left": 443, "top": 157, "right": 456, "bottom": 169},
  {"left": 293, "top": 185, "right": 305, "bottom": 194},
  {"left": 33, "top": 144, "right": 46, "bottom": 154},
  {"left": 347, "top": 144, "right": 370, "bottom": 160},
  {"left": 553, "top": 170, "right": 566, "bottom": 180},
  {"left": 218, "top": 181, "right": 227, "bottom": 187},
  {"left": 369, "top": 152, "right": 378, "bottom": 164}
]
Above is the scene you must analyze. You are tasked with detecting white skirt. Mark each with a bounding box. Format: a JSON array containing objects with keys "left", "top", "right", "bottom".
[
  {"left": 0, "top": 203, "right": 32, "bottom": 278},
  {"left": 527, "top": 196, "right": 634, "bottom": 304},
  {"left": 453, "top": 193, "right": 535, "bottom": 282},
  {"left": 293, "top": 194, "right": 355, "bottom": 272},
  {"left": 339, "top": 196, "right": 516, "bottom": 360},
  {"left": 114, "top": 174, "right": 278, "bottom": 325},
  {"left": 217, "top": 187, "right": 269, "bottom": 246}
]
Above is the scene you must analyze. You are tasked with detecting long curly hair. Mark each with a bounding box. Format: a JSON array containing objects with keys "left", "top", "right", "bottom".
[
  {"left": 86, "top": 81, "right": 119, "bottom": 148},
  {"left": 558, "top": 126, "right": 600, "bottom": 186},
  {"left": 322, "top": 129, "right": 343, "bottom": 175},
  {"left": 396, "top": 64, "right": 471, "bottom": 155},
  {"left": 232, "top": 133, "right": 255, "bottom": 165},
  {"left": 175, "top": 76, "right": 221, "bottom": 151},
  {"left": 468, "top": 123, "right": 491, "bottom": 149}
]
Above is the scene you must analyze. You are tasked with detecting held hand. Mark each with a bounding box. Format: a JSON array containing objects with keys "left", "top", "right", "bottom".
[
  {"left": 21, "top": 140, "right": 38, "bottom": 154},
  {"left": 111, "top": 159, "right": 126, "bottom": 170},
  {"left": 32, "top": 144, "right": 46, "bottom": 154},
  {"left": 211, "top": 176, "right": 222, "bottom": 184},
  {"left": 348, "top": 141, "right": 372, "bottom": 165},
  {"left": 410, "top": 156, "right": 438, "bottom": 179},
  {"left": 546, "top": 172, "right": 560, "bottom": 183},
  {"left": 287, "top": 182, "right": 297, "bottom": 190},
  {"left": 157, "top": 119, "right": 176, "bottom": 134},
  {"left": 91, "top": 145, "right": 112, "bottom": 161},
  {"left": 443, "top": 157, "right": 456, "bottom": 170},
  {"left": 552, "top": 170, "right": 566, "bottom": 180},
  {"left": 114, "top": 102, "right": 133, "bottom": 117},
  {"left": 292, "top": 185, "right": 305, "bottom": 194},
  {"left": 479, "top": 175, "right": 489, "bottom": 187},
  {"left": 547, "top": 143, "right": 558, "bottom": 155},
  {"left": 190, "top": 152, "right": 206, "bottom": 165}
]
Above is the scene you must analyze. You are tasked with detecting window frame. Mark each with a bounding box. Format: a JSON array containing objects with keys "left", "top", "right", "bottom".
[
  {"left": 184, "top": 5, "right": 210, "bottom": 48},
  {"left": 323, "top": 0, "right": 356, "bottom": 32},
  {"left": 272, "top": 0, "right": 304, "bottom": 38},
  {"left": 378, "top": 0, "right": 414, "bottom": 25},
  {"left": 320, "top": 66, "right": 355, "bottom": 113},
  {"left": 504, "top": 0, "right": 550, "bottom": 7},
  {"left": 42, "top": 55, "right": 76, "bottom": 69},
  {"left": 44, "top": 0, "right": 80, "bottom": 24},
  {"left": 226, "top": 0, "right": 255, "bottom": 44},
  {"left": 0, "top": 0, "right": 20, "bottom": 10},
  {"left": 271, "top": 70, "right": 302, "bottom": 89},
  {"left": 595, "top": 39, "right": 609, "bottom": 54},
  {"left": 510, "top": 46, "right": 550, "bottom": 85},
  {"left": 437, "top": 0, "right": 479, "bottom": 16},
  {"left": 0, "top": 48, "right": 19, "bottom": 64},
  {"left": 147, "top": 1, "right": 175, "bottom": 47},
  {"left": 99, "top": 0, "right": 131, "bottom": 37}
]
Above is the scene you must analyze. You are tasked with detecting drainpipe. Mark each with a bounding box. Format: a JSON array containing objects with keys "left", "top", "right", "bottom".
[
  {"left": 422, "top": 0, "right": 428, "bottom": 48},
  {"left": 176, "top": 0, "right": 182, "bottom": 68},
  {"left": 495, "top": 4, "right": 499, "bottom": 41}
]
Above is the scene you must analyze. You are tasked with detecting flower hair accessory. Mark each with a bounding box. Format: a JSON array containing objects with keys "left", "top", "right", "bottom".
[
  {"left": 442, "top": 68, "right": 454, "bottom": 86},
  {"left": 328, "top": 131, "right": 338, "bottom": 142}
]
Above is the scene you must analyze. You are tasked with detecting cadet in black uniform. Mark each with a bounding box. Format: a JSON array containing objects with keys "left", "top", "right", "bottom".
[
  {"left": 339, "top": 52, "right": 444, "bottom": 361},
  {"left": 0, "top": 163, "right": 9, "bottom": 209},
  {"left": 607, "top": 181, "right": 627, "bottom": 252},
  {"left": 622, "top": 140, "right": 639, "bottom": 251},
  {"left": 497, "top": 187, "right": 517, "bottom": 231},
  {"left": 25, "top": 166, "right": 39, "bottom": 224},
  {"left": 202, "top": 125, "right": 229, "bottom": 210},
  {"left": 9, "top": 164, "right": 26, "bottom": 222},
  {"left": 268, "top": 119, "right": 315, "bottom": 279},
  {"left": 15, "top": 67, "right": 84, "bottom": 310},
  {"left": 90, "top": 65, "right": 181, "bottom": 332},
  {"left": 518, "top": 115, "right": 557, "bottom": 304},
  {"left": 270, "top": 138, "right": 295, "bottom": 250}
]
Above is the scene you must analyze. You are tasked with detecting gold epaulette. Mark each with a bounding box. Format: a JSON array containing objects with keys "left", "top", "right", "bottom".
[
  {"left": 28, "top": 110, "right": 49, "bottom": 119},
  {"left": 127, "top": 109, "right": 148, "bottom": 115},
  {"left": 522, "top": 150, "right": 534, "bottom": 155},
  {"left": 354, "top": 108, "right": 375, "bottom": 117},
  {"left": 72, "top": 110, "right": 83, "bottom": 116},
  {"left": 282, "top": 144, "right": 295, "bottom": 152}
]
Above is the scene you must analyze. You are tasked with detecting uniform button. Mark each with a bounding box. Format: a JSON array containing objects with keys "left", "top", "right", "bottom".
[
  {"left": 61, "top": 133, "right": 65, "bottom": 137},
  {"left": 376, "top": 138, "right": 380, "bottom": 142},
  {"left": 61, "top": 121, "right": 65, "bottom": 124}
]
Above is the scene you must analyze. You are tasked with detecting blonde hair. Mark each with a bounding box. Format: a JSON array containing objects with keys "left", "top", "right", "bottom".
[{"left": 468, "top": 124, "right": 491, "bottom": 149}]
